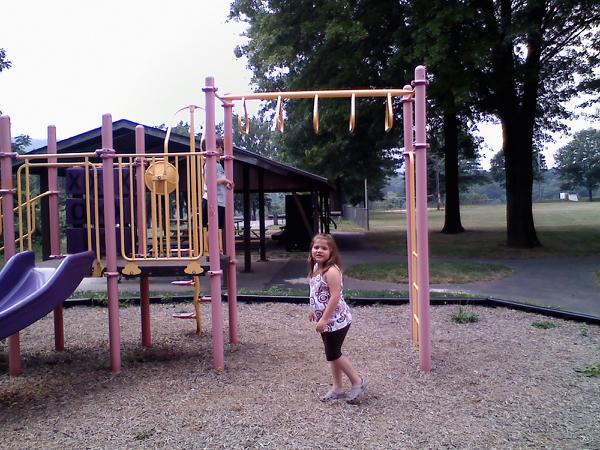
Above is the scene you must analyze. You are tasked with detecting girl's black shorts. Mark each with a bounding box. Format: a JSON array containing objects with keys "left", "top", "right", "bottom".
[{"left": 321, "top": 324, "right": 350, "bottom": 361}]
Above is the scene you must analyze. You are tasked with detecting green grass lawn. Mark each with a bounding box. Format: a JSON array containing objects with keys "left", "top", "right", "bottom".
[
  {"left": 345, "top": 260, "right": 513, "bottom": 284},
  {"left": 368, "top": 202, "right": 600, "bottom": 258}
]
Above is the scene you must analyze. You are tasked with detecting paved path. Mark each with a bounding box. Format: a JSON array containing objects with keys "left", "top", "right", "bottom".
[{"left": 265, "top": 232, "right": 600, "bottom": 317}]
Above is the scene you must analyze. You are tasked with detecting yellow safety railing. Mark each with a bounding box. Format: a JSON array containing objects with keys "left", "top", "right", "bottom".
[
  {"left": 5, "top": 150, "right": 214, "bottom": 277},
  {"left": 118, "top": 151, "right": 209, "bottom": 276},
  {"left": 0, "top": 194, "right": 39, "bottom": 253}
]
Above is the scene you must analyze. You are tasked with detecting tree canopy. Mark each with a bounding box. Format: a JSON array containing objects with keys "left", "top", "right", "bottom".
[
  {"left": 464, "top": 0, "right": 599, "bottom": 247},
  {"left": 229, "top": 0, "right": 599, "bottom": 245},
  {"left": 554, "top": 128, "right": 600, "bottom": 201},
  {"left": 218, "top": 113, "right": 280, "bottom": 159},
  {"left": 11, "top": 135, "right": 31, "bottom": 154},
  {"left": 229, "top": 0, "right": 409, "bottom": 205},
  {"left": 1, "top": 47, "right": 32, "bottom": 153},
  {"left": 0, "top": 48, "right": 11, "bottom": 73}
]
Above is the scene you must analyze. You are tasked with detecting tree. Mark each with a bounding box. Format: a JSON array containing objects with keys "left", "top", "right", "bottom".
[
  {"left": 11, "top": 134, "right": 31, "bottom": 154},
  {"left": 490, "top": 149, "right": 548, "bottom": 189},
  {"left": 554, "top": 128, "right": 600, "bottom": 201},
  {"left": 229, "top": 0, "right": 600, "bottom": 238},
  {"left": 229, "top": 0, "right": 409, "bottom": 205},
  {"left": 468, "top": 0, "right": 599, "bottom": 247},
  {"left": 218, "top": 113, "right": 279, "bottom": 159},
  {"left": 155, "top": 120, "right": 202, "bottom": 140},
  {"left": 0, "top": 48, "right": 11, "bottom": 72},
  {"left": 1, "top": 48, "right": 31, "bottom": 153},
  {"left": 409, "top": 1, "right": 487, "bottom": 233}
]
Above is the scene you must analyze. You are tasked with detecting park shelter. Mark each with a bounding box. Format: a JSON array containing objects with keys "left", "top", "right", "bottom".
[{"left": 27, "top": 119, "right": 333, "bottom": 271}]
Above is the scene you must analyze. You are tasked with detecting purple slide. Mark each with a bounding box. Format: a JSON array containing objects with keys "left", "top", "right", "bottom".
[{"left": 0, "top": 250, "right": 95, "bottom": 340}]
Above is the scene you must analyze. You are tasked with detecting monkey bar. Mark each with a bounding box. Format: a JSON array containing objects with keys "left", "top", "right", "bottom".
[{"left": 218, "top": 66, "right": 431, "bottom": 372}]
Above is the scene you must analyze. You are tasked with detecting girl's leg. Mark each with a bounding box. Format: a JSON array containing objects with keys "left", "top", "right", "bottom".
[
  {"left": 332, "top": 355, "right": 361, "bottom": 386},
  {"left": 330, "top": 361, "right": 344, "bottom": 390}
]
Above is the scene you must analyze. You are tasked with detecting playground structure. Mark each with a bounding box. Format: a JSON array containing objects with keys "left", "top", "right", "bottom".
[{"left": 0, "top": 66, "right": 431, "bottom": 376}]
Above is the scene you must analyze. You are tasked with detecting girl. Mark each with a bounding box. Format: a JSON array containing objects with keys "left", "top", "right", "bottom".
[{"left": 308, "top": 233, "right": 367, "bottom": 403}]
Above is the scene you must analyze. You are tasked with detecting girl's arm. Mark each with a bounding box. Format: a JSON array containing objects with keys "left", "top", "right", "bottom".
[
  {"left": 316, "top": 266, "right": 342, "bottom": 332},
  {"left": 216, "top": 177, "right": 234, "bottom": 190}
]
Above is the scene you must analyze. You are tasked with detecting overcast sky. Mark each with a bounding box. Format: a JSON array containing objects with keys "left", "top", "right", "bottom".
[
  {"left": 1, "top": 1, "right": 596, "bottom": 168},
  {"left": 1, "top": 0, "right": 254, "bottom": 140}
]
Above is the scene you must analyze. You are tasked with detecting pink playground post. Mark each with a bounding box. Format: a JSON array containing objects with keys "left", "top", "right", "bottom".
[
  {"left": 99, "top": 114, "right": 122, "bottom": 374},
  {"left": 1, "top": 115, "right": 21, "bottom": 376},
  {"left": 203, "top": 77, "right": 225, "bottom": 370},
  {"left": 413, "top": 66, "right": 432, "bottom": 371}
]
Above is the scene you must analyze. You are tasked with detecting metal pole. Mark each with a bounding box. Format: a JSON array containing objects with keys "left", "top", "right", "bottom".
[
  {"left": 223, "top": 100, "right": 238, "bottom": 344},
  {"left": 402, "top": 88, "right": 417, "bottom": 344},
  {"left": 204, "top": 76, "right": 225, "bottom": 370},
  {"left": 0, "top": 115, "right": 21, "bottom": 376},
  {"left": 135, "top": 125, "right": 151, "bottom": 347},
  {"left": 414, "top": 66, "right": 432, "bottom": 372},
  {"left": 48, "top": 125, "right": 65, "bottom": 352},
  {"left": 101, "top": 113, "right": 122, "bottom": 374},
  {"left": 364, "top": 178, "right": 369, "bottom": 230}
]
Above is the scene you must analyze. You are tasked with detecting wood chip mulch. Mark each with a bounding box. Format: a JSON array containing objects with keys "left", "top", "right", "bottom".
[{"left": 1, "top": 302, "right": 599, "bottom": 449}]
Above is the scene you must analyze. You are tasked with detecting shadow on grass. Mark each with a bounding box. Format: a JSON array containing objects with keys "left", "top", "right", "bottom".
[{"left": 368, "top": 227, "right": 600, "bottom": 259}]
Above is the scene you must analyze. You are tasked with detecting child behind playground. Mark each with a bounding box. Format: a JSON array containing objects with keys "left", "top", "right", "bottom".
[
  {"left": 307, "top": 233, "right": 367, "bottom": 403},
  {"left": 201, "top": 137, "right": 233, "bottom": 229}
]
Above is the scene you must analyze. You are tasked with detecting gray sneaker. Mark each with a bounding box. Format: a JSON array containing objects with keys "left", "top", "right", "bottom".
[
  {"left": 320, "top": 388, "right": 346, "bottom": 402},
  {"left": 346, "top": 377, "right": 368, "bottom": 404}
]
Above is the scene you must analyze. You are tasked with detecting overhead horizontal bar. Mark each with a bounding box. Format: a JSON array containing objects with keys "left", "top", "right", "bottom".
[{"left": 219, "top": 88, "right": 413, "bottom": 102}]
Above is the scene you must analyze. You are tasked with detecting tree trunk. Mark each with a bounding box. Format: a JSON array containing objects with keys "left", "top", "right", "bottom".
[
  {"left": 589, "top": 189, "right": 593, "bottom": 202},
  {"left": 441, "top": 112, "right": 464, "bottom": 234},
  {"left": 503, "top": 120, "right": 541, "bottom": 248}
]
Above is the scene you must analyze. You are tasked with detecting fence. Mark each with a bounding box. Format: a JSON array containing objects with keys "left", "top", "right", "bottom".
[{"left": 342, "top": 204, "right": 369, "bottom": 229}]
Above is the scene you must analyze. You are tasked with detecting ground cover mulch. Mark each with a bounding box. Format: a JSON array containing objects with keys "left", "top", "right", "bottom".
[{"left": 1, "top": 302, "right": 599, "bottom": 449}]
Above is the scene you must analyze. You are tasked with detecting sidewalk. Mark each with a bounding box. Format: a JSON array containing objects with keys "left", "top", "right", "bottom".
[{"left": 76, "top": 231, "right": 600, "bottom": 317}]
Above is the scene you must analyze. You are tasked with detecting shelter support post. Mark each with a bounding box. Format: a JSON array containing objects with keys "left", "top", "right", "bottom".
[
  {"left": 258, "top": 169, "right": 266, "bottom": 261},
  {"left": 243, "top": 165, "right": 251, "bottom": 272}
]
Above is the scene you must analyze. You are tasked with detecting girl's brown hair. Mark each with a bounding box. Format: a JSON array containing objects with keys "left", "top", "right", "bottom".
[
  {"left": 307, "top": 234, "right": 342, "bottom": 277},
  {"left": 201, "top": 137, "right": 224, "bottom": 151}
]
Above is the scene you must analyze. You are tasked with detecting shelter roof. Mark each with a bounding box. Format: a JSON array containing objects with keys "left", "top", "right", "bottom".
[{"left": 30, "top": 119, "right": 332, "bottom": 193}]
